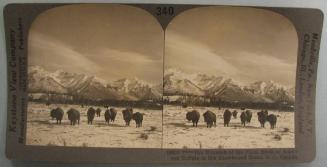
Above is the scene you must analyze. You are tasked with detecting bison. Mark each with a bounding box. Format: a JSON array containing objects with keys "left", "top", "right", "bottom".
[
  {"left": 105, "top": 108, "right": 117, "bottom": 124},
  {"left": 50, "top": 107, "right": 64, "bottom": 124},
  {"left": 267, "top": 114, "right": 277, "bottom": 129},
  {"left": 232, "top": 110, "right": 238, "bottom": 119},
  {"left": 223, "top": 109, "right": 232, "bottom": 127},
  {"left": 67, "top": 108, "right": 80, "bottom": 126},
  {"left": 240, "top": 112, "right": 247, "bottom": 127},
  {"left": 104, "top": 110, "right": 110, "bottom": 124},
  {"left": 96, "top": 108, "right": 101, "bottom": 117},
  {"left": 122, "top": 108, "right": 133, "bottom": 126},
  {"left": 186, "top": 110, "right": 200, "bottom": 127},
  {"left": 245, "top": 110, "right": 252, "bottom": 123},
  {"left": 257, "top": 110, "right": 268, "bottom": 128},
  {"left": 132, "top": 112, "right": 143, "bottom": 128},
  {"left": 203, "top": 110, "right": 216, "bottom": 128},
  {"left": 87, "top": 107, "right": 96, "bottom": 124},
  {"left": 109, "top": 108, "right": 117, "bottom": 122}
]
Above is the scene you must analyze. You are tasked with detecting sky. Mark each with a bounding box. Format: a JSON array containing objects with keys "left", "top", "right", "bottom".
[
  {"left": 28, "top": 4, "right": 164, "bottom": 84},
  {"left": 165, "top": 6, "right": 298, "bottom": 87}
]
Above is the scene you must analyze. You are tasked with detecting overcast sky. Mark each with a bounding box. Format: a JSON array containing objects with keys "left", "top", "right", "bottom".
[
  {"left": 28, "top": 4, "right": 163, "bottom": 84},
  {"left": 165, "top": 6, "right": 298, "bottom": 87}
]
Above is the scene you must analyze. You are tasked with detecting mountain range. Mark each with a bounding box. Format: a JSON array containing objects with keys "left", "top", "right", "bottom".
[
  {"left": 164, "top": 68, "right": 295, "bottom": 103},
  {"left": 28, "top": 66, "right": 295, "bottom": 103},
  {"left": 28, "top": 66, "right": 162, "bottom": 101}
]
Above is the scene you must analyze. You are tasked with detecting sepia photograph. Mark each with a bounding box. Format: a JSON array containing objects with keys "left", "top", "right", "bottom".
[
  {"left": 26, "top": 4, "right": 164, "bottom": 148},
  {"left": 3, "top": 2, "right": 324, "bottom": 163},
  {"left": 26, "top": 4, "right": 298, "bottom": 149},
  {"left": 163, "top": 6, "right": 297, "bottom": 149}
]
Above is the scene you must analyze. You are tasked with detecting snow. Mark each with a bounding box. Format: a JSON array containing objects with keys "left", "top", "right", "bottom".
[
  {"left": 163, "top": 105, "right": 294, "bottom": 149},
  {"left": 28, "top": 66, "right": 162, "bottom": 101},
  {"left": 164, "top": 68, "right": 295, "bottom": 103},
  {"left": 26, "top": 103, "right": 163, "bottom": 148},
  {"left": 26, "top": 103, "right": 294, "bottom": 149}
]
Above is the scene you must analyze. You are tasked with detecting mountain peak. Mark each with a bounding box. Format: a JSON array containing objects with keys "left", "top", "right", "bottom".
[
  {"left": 164, "top": 67, "right": 295, "bottom": 103},
  {"left": 28, "top": 66, "right": 161, "bottom": 101}
]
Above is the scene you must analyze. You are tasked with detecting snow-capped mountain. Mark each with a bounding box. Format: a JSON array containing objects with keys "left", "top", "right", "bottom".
[
  {"left": 164, "top": 71, "right": 204, "bottom": 96},
  {"left": 112, "top": 78, "right": 161, "bottom": 100},
  {"left": 28, "top": 66, "right": 67, "bottom": 94},
  {"left": 28, "top": 66, "right": 162, "bottom": 101},
  {"left": 164, "top": 68, "right": 295, "bottom": 103}
]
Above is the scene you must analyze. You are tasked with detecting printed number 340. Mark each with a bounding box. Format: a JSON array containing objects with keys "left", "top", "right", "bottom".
[{"left": 156, "top": 7, "right": 174, "bottom": 16}]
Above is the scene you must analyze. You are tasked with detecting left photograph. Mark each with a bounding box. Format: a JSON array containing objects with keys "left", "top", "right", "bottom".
[{"left": 26, "top": 4, "right": 164, "bottom": 148}]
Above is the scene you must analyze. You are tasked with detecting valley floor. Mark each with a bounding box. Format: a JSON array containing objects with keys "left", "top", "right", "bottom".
[
  {"left": 163, "top": 105, "right": 295, "bottom": 149},
  {"left": 26, "top": 103, "right": 163, "bottom": 148},
  {"left": 26, "top": 103, "right": 294, "bottom": 149}
]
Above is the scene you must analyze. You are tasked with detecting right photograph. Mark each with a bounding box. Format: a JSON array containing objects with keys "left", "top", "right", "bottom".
[{"left": 163, "top": 6, "right": 297, "bottom": 149}]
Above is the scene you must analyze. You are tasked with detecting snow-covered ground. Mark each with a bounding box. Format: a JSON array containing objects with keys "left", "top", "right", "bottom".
[
  {"left": 26, "top": 102, "right": 162, "bottom": 148},
  {"left": 26, "top": 103, "right": 294, "bottom": 149},
  {"left": 163, "top": 105, "right": 294, "bottom": 149}
]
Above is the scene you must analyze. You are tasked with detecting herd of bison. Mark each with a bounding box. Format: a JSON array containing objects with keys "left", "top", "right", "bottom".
[
  {"left": 186, "top": 109, "right": 277, "bottom": 129},
  {"left": 50, "top": 107, "right": 144, "bottom": 127},
  {"left": 50, "top": 106, "right": 277, "bottom": 129}
]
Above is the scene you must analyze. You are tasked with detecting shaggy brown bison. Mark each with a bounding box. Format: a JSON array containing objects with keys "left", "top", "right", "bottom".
[
  {"left": 132, "top": 112, "right": 143, "bottom": 128},
  {"left": 203, "top": 110, "right": 216, "bottom": 128},
  {"left": 267, "top": 114, "right": 277, "bottom": 129},
  {"left": 186, "top": 110, "right": 200, "bottom": 127},
  {"left": 50, "top": 107, "right": 64, "bottom": 124},
  {"left": 109, "top": 108, "right": 117, "bottom": 122},
  {"left": 87, "top": 107, "right": 96, "bottom": 124},
  {"left": 96, "top": 108, "right": 101, "bottom": 117},
  {"left": 104, "top": 108, "right": 117, "bottom": 124},
  {"left": 240, "top": 112, "right": 247, "bottom": 127},
  {"left": 232, "top": 110, "right": 238, "bottom": 119},
  {"left": 257, "top": 110, "right": 268, "bottom": 128},
  {"left": 67, "top": 108, "right": 80, "bottom": 126},
  {"left": 245, "top": 110, "right": 252, "bottom": 123},
  {"left": 223, "top": 109, "right": 232, "bottom": 127},
  {"left": 122, "top": 108, "right": 133, "bottom": 126}
]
